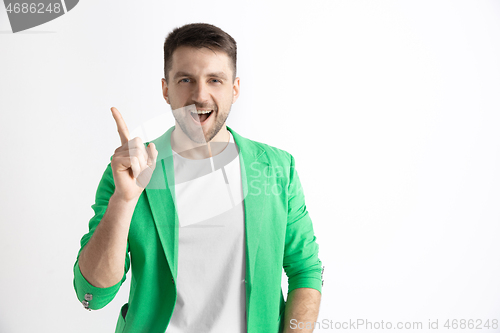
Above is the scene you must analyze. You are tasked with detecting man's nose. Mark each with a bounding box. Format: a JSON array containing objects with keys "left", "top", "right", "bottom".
[{"left": 192, "top": 81, "right": 210, "bottom": 103}]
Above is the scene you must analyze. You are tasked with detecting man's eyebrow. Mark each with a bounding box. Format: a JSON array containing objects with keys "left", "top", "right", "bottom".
[
  {"left": 173, "top": 71, "right": 228, "bottom": 80},
  {"left": 173, "top": 71, "right": 192, "bottom": 79},
  {"left": 207, "top": 72, "right": 228, "bottom": 79}
]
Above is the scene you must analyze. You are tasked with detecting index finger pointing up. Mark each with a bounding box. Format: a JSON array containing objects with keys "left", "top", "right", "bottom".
[{"left": 111, "top": 107, "right": 131, "bottom": 146}]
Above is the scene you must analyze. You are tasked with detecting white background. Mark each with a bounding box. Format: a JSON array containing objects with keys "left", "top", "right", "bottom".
[{"left": 1, "top": 0, "right": 500, "bottom": 332}]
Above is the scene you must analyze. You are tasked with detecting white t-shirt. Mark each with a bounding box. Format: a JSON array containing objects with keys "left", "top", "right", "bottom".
[{"left": 166, "top": 131, "right": 247, "bottom": 333}]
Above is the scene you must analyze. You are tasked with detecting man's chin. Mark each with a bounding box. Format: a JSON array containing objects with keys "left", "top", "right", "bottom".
[
  {"left": 175, "top": 112, "right": 226, "bottom": 144},
  {"left": 186, "top": 126, "right": 214, "bottom": 144}
]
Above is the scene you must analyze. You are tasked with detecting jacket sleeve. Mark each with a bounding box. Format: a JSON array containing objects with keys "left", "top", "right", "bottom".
[
  {"left": 283, "top": 154, "right": 324, "bottom": 294},
  {"left": 73, "top": 158, "right": 131, "bottom": 310}
]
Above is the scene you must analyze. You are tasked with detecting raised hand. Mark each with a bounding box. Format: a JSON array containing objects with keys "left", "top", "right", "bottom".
[{"left": 110, "top": 107, "right": 158, "bottom": 202}]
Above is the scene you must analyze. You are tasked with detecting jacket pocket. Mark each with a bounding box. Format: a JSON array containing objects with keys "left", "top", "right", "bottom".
[
  {"left": 115, "top": 303, "right": 128, "bottom": 333},
  {"left": 277, "top": 306, "right": 286, "bottom": 332},
  {"left": 277, "top": 295, "right": 286, "bottom": 332},
  {"left": 121, "top": 303, "right": 129, "bottom": 320}
]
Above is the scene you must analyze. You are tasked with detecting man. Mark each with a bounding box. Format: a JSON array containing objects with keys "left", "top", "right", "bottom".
[{"left": 73, "top": 22, "right": 323, "bottom": 333}]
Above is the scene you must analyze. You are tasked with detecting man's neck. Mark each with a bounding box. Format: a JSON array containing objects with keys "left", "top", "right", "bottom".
[{"left": 170, "top": 125, "right": 230, "bottom": 160}]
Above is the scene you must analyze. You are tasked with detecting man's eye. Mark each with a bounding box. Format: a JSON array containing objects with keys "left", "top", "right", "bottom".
[
  {"left": 180, "top": 78, "right": 190, "bottom": 83},
  {"left": 211, "top": 79, "right": 222, "bottom": 83}
]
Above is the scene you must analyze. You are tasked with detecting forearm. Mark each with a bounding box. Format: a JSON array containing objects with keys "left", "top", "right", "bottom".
[
  {"left": 284, "top": 288, "right": 321, "bottom": 333},
  {"left": 78, "top": 193, "right": 137, "bottom": 288}
]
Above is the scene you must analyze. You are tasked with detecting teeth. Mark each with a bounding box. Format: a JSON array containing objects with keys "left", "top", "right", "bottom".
[{"left": 190, "top": 110, "right": 212, "bottom": 114}]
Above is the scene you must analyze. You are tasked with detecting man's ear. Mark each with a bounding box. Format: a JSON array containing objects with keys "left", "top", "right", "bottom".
[
  {"left": 232, "top": 77, "right": 241, "bottom": 104},
  {"left": 161, "top": 78, "right": 170, "bottom": 104}
]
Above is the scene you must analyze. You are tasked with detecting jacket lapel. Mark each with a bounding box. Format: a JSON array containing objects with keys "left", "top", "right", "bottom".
[
  {"left": 144, "top": 125, "right": 269, "bottom": 286},
  {"left": 144, "top": 126, "right": 179, "bottom": 280},
  {"left": 227, "top": 126, "right": 270, "bottom": 286}
]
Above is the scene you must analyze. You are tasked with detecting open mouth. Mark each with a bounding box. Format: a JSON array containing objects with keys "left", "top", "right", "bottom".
[{"left": 190, "top": 109, "right": 214, "bottom": 125}]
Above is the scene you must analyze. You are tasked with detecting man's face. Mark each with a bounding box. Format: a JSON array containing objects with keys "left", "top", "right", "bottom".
[{"left": 162, "top": 46, "right": 240, "bottom": 144}]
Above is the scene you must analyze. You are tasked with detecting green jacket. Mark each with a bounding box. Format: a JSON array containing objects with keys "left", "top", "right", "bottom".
[{"left": 73, "top": 125, "right": 323, "bottom": 333}]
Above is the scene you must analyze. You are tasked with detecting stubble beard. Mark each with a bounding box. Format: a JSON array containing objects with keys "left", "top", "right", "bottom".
[{"left": 174, "top": 106, "right": 231, "bottom": 144}]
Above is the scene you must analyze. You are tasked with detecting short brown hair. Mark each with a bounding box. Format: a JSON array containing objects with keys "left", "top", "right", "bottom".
[{"left": 163, "top": 23, "right": 237, "bottom": 83}]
